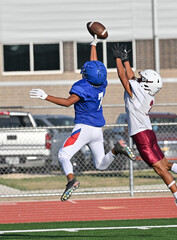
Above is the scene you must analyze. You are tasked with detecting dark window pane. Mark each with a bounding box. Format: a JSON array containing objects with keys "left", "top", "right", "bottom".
[
  {"left": 107, "top": 42, "right": 133, "bottom": 68},
  {"left": 3, "top": 45, "right": 30, "bottom": 71},
  {"left": 0, "top": 116, "right": 33, "bottom": 127},
  {"left": 35, "top": 119, "right": 48, "bottom": 127},
  {"left": 77, "top": 42, "right": 103, "bottom": 69},
  {"left": 34, "top": 44, "right": 60, "bottom": 71}
]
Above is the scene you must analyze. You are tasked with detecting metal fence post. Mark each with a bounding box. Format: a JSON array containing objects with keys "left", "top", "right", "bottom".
[{"left": 129, "top": 136, "right": 134, "bottom": 197}]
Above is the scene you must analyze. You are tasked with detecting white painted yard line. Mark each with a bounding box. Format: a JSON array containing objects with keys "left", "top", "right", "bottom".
[
  {"left": 68, "top": 199, "right": 77, "bottom": 204},
  {"left": 0, "top": 225, "right": 177, "bottom": 234}
]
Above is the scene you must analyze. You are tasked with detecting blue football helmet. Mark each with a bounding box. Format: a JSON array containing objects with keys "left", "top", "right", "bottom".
[{"left": 80, "top": 60, "right": 107, "bottom": 86}]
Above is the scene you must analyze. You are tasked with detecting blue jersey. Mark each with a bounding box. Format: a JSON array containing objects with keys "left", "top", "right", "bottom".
[{"left": 69, "top": 79, "right": 107, "bottom": 127}]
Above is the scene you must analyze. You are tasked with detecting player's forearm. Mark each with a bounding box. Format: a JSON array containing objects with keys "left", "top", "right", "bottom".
[
  {"left": 46, "top": 95, "right": 72, "bottom": 107},
  {"left": 90, "top": 45, "right": 98, "bottom": 61},
  {"left": 116, "top": 58, "right": 133, "bottom": 98},
  {"left": 123, "top": 61, "right": 135, "bottom": 80},
  {"left": 46, "top": 94, "right": 80, "bottom": 107},
  {"left": 115, "top": 58, "right": 126, "bottom": 79}
]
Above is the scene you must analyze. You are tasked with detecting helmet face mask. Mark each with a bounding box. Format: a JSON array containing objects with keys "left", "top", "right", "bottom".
[
  {"left": 80, "top": 61, "right": 107, "bottom": 86},
  {"left": 138, "top": 69, "right": 163, "bottom": 96}
]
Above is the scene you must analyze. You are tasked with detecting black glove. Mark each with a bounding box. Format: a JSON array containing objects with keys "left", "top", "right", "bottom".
[
  {"left": 112, "top": 43, "right": 131, "bottom": 62},
  {"left": 112, "top": 43, "right": 121, "bottom": 59},
  {"left": 120, "top": 44, "right": 131, "bottom": 63}
]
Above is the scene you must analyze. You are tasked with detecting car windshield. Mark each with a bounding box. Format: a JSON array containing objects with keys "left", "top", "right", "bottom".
[
  {"left": 116, "top": 113, "right": 177, "bottom": 134},
  {"left": 35, "top": 118, "right": 48, "bottom": 127},
  {"left": 46, "top": 117, "right": 74, "bottom": 133},
  {"left": 47, "top": 118, "right": 74, "bottom": 126}
]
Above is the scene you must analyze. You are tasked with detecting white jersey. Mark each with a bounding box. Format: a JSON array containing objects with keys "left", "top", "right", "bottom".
[{"left": 124, "top": 80, "right": 154, "bottom": 136}]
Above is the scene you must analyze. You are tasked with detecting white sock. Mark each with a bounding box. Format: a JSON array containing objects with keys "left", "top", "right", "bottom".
[
  {"left": 173, "top": 191, "right": 177, "bottom": 200},
  {"left": 171, "top": 163, "right": 177, "bottom": 173},
  {"left": 168, "top": 181, "right": 175, "bottom": 189}
]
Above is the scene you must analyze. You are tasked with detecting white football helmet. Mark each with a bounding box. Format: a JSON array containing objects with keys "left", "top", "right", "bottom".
[{"left": 138, "top": 69, "right": 163, "bottom": 96}]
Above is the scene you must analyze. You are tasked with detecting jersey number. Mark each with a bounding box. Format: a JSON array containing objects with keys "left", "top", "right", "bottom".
[
  {"left": 149, "top": 100, "right": 154, "bottom": 112},
  {"left": 98, "top": 92, "right": 104, "bottom": 110}
]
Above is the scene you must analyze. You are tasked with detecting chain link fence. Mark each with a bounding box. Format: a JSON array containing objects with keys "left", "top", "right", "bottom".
[{"left": 0, "top": 109, "right": 177, "bottom": 199}]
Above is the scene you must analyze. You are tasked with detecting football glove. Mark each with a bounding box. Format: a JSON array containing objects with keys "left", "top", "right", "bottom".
[
  {"left": 112, "top": 43, "right": 122, "bottom": 59},
  {"left": 90, "top": 35, "right": 99, "bottom": 46},
  {"left": 29, "top": 89, "right": 48, "bottom": 100},
  {"left": 112, "top": 43, "right": 131, "bottom": 62},
  {"left": 121, "top": 44, "right": 131, "bottom": 63}
]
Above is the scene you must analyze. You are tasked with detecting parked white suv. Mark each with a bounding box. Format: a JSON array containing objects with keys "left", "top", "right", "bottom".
[{"left": 0, "top": 111, "right": 52, "bottom": 172}]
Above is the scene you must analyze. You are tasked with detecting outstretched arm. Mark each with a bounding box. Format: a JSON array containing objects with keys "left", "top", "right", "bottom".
[
  {"left": 29, "top": 89, "right": 80, "bottom": 107},
  {"left": 90, "top": 45, "right": 98, "bottom": 61},
  {"left": 46, "top": 94, "right": 80, "bottom": 107},
  {"left": 123, "top": 61, "right": 135, "bottom": 80},
  {"left": 115, "top": 58, "right": 133, "bottom": 98},
  {"left": 113, "top": 43, "right": 135, "bottom": 81}
]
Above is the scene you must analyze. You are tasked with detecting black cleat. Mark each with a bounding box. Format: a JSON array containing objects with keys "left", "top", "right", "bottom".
[
  {"left": 61, "top": 178, "right": 80, "bottom": 202},
  {"left": 114, "top": 140, "right": 135, "bottom": 161}
]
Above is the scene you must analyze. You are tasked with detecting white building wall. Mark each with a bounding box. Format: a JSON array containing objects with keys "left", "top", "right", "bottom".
[
  {"left": 1, "top": 0, "right": 177, "bottom": 43},
  {"left": 157, "top": 0, "right": 177, "bottom": 38}
]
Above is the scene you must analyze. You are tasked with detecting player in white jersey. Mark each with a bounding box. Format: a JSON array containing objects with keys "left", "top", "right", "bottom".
[
  {"left": 29, "top": 36, "right": 135, "bottom": 202},
  {"left": 113, "top": 43, "right": 177, "bottom": 206}
]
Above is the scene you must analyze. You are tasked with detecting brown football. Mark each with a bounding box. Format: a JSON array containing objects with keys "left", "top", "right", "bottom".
[{"left": 86, "top": 22, "right": 108, "bottom": 39}]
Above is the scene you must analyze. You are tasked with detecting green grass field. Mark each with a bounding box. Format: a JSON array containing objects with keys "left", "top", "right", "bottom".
[
  {"left": 0, "top": 218, "right": 177, "bottom": 240},
  {"left": 0, "top": 170, "right": 165, "bottom": 191}
]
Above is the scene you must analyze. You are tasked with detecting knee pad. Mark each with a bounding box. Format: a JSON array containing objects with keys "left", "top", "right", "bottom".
[{"left": 58, "top": 149, "right": 71, "bottom": 163}]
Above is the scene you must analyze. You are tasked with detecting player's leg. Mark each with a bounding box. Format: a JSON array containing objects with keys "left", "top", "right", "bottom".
[
  {"left": 88, "top": 127, "right": 116, "bottom": 170},
  {"left": 154, "top": 157, "right": 177, "bottom": 205},
  {"left": 152, "top": 158, "right": 177, "bottom": 205},
  {"left": 58, "top": 124, "right": 89, "bottom": 201},
  {"left": 90, "top": 140, "right": 134, "bottom": 170},
  {"left": 89, "top": 141, "right": 115, "bottom": 170},
  {"left": 152, "top": 138, "right": 177, "bottom": 198},
  {"left": 152, "top": 158, "right": 176, "bottom": 191},
  {"left": 89, "top": 128, "right": 135, "bottom": 170},
  {"left": 59, "top": 127, "right": 85, "bottom": 176},
  {"left": 133, "top": 129, "right": 177, "bottom": 205},
  {"left": 171, "top": 162, "right": 177, "bottom": 174}
]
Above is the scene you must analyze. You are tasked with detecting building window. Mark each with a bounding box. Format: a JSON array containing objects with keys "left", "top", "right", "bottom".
[
  {"left": 76, "top": 41, "right": 133, "bottom": 71},
  {"left": 107, "top": 42, "right": 133, "bottom": 68},
  {"left": 3, "top": 43, "right": 62, "bottom": 73},
  {"left": 34, "top": 44, "right": 60, "bottom": 71},
  {"left": 77, "top": 42, "right": 103, "bottom": 69},
  {"left": 3, "top": 45, "right": 30, "bottom": 72}
]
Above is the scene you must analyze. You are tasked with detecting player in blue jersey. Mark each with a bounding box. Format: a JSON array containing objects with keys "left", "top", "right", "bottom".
[{"left": 29, "top": 35, "right": 135, "bottom": 201}]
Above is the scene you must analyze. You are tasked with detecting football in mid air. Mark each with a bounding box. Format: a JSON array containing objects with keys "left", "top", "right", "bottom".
[{"left": 86, "top": 22, "right": 108, "bottom": 39}]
